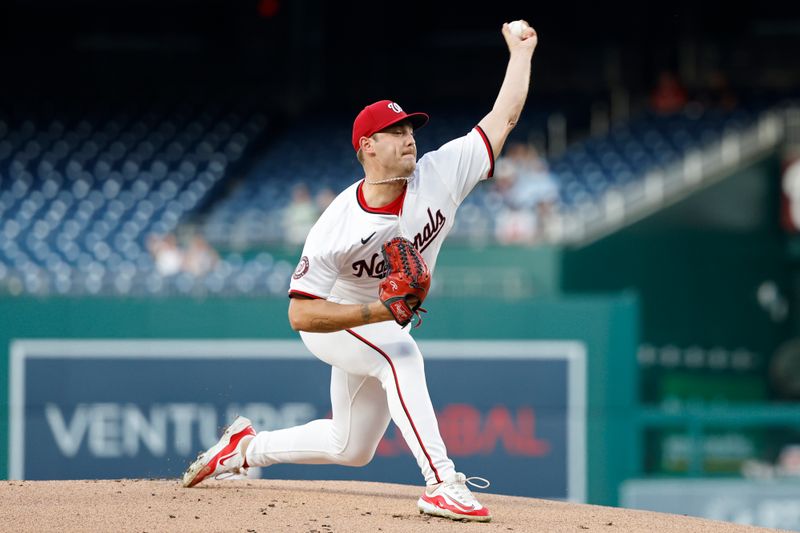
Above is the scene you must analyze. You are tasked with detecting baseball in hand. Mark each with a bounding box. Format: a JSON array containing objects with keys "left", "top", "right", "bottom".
[{"left": 509, "top": 20, "right": 529, "bottom": 38}]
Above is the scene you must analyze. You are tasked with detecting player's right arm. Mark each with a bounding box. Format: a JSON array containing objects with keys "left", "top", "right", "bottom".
[
  {"left": 288, "top": 297, "right": 393, "bottom": 332},
  {"left": 287, "top": 206, "right": 395, "bottom": 332},
  {"left": 421, "top": 23, "right": 537, "bottom": 207},
  {"left": 477, "top": 21, "right": 538, "bottom": 157}
]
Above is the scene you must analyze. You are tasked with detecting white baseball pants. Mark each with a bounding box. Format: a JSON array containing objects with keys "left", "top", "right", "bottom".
[{"left": 245, "top": 320, "right": 456, "bottom": 485}]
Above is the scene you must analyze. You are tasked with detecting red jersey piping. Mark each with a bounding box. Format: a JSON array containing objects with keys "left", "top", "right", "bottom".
[
  {"left": 356, "top": 180, "right": 407, "bottom": 215},
  {"left": 474, "top": 125, "right": 495, "bottom": 178},
  {"left": 345, "top": 328, "right": 443, "bottom": 484},
  {"left": 288, "top": 290, "right": 323, "bottom": 299}
]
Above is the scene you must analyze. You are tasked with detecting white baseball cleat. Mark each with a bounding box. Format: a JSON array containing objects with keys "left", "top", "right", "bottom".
[
  {"left": 181, "top": 416, "right": 256, "bottom": 488},
  {"left": 417, "top": 473, "right": 492, "bottom": 522}
]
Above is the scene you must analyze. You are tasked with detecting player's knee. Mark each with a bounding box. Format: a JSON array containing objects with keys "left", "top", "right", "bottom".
[
  {"left": 345, "top": 455, "right": 373, "bottom": 468},
  {"left": 339, "top": 446, "right": 376, "bottom": 467}
]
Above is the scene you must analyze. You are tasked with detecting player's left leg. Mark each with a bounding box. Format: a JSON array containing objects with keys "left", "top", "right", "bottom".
[
  {"left": 183, "top": 366, "right": 391, "bottom": 487},
  {"left": 289, "top": 322, "right": 456, "bottom": 485},
  {"left": 244, "top": 366, "right": 391, "bottom": 468},
  {"left": 339, "top": 322, "right": 457, "bottom": 485},
  {"left": 345, "top": 323, "right": 491, "bottom": 522}
]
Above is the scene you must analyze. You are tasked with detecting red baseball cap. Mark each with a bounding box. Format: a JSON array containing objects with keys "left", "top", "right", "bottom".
[{"left": 352, "top": 100, "right": 429, "bottom": 152}]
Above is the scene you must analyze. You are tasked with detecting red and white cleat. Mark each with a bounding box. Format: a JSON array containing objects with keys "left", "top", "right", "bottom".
[
  {"left": 417, "top": 473, "right": 492, "bottom": 522},
  {"left": 182, "top": 416, "right": 256, "bottom": 488}
]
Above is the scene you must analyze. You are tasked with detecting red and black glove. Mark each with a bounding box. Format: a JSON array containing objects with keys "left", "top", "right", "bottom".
[{"left": 378, "top": 237, "right": 430, "bottom": 328}]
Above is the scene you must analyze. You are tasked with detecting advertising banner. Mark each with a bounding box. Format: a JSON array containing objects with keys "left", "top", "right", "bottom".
[{"left": 9, "top": 339, "right": 585, "bottom": 500}]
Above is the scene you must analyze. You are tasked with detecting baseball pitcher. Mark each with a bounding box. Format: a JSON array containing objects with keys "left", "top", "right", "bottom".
[{"left": 183, "top": 20, "right": 539, "bottom": 523}]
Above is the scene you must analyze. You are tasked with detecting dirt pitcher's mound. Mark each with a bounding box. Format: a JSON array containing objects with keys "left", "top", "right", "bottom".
[{"left": 0, "top": 479, "right": 788, "bottom": 533}]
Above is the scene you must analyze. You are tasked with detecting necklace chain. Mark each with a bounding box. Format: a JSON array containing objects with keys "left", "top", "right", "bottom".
[{"left": 364, "top": 175, "right": 414, "bottom": 185}]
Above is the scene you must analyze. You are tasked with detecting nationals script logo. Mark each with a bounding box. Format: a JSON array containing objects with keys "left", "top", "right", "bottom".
[
  {"left": 412, "top": 207, "right": 446, "bottom": 253},
  {"left": 351, "top": 207, "right": 446, "bottom": 278}
]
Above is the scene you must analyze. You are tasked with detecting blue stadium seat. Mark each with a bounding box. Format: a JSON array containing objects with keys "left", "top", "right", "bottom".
[
  {"left": 0, "top": 96, "right": 768, "bottom": 296},
  {"left": 0, "top": 100, "right": 270, "bottom": 296}
]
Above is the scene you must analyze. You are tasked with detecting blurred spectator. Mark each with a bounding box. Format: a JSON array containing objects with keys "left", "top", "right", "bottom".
[
  {"left": 649, "top": 70, "right": 688, "bottom": 115},
  {"left": 698, "top": 69, "right": 738, "bottom": 112},
  {"left": 495, "top": 206, "right": 538, "bottom": 245},
  {"left": 147, "top": 233, "right": 183, "bottom": 277},
  {"left": 777, "top": 444, "right": 800, "bottom": 476},
  {"left": 491, "top": 157, "right": 518, "bottom": 204},
  {"left": 283, "top": 183, "right": 320, "bottom": 245},
  {"left": 781, "top": 149, "right": 800, "bottom": 232},
  {"left": 510, "top": 143, "right": 559, "bottom": 210},
  {"left": 315, "top": 186, "right": 336, "bottom": 212},
  {"left": 492, "top": 142, "right": 559, "bottom": 244},
  {"left": 183, "top": 234, "right": 220, "bottom": 277}
]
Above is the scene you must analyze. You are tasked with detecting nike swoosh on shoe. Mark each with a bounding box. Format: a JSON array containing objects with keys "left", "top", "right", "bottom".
[
  {"left": 422, "top": 494, "right": 476, "bottom": 513},
  {"left": 218, "top": 452, "right": 237, "bottom": 466},
  {"left": 440, "top": 494, "right": 475, "bottom": 512}
]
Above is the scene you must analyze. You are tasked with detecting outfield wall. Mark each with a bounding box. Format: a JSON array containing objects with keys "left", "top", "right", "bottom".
[{"left": 0, "top": 294, "right": 638, "bottom": 505}]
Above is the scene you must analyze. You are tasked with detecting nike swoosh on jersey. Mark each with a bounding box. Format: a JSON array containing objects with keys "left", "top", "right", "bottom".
[{"left": 361, "top": 232, "right": 377, "bottom": 245}]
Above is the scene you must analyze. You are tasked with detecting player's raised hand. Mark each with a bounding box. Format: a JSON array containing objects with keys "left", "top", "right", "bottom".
[{"left": 501, "top": 20, "right": 538, "bottom": 55}]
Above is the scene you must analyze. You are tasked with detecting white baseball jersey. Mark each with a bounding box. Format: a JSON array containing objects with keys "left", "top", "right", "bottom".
[
  {"left": 289, "top": 126, "right": 494, "bottom": 303},
  {"left": 247, "top": 126, "right": 496, "bottom": 488}
]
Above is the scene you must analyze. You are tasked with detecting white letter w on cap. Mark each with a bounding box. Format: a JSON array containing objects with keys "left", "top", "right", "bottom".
[{"left": 388, "top": 102, "right": 403, "bottom": 113}]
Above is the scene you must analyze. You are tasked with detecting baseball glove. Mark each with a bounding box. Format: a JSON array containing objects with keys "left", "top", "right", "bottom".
[{"left": 379, "top": 236, "right": 430, "bottom": 328}]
